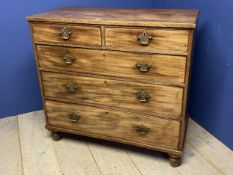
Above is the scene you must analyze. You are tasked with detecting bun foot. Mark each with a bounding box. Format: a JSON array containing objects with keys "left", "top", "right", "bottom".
[
  {"left": 52, "top": 132, "right": 62, "bottom": 141},
  {"left": 168, "top": 155, "right": 181, "bottom": 167}
]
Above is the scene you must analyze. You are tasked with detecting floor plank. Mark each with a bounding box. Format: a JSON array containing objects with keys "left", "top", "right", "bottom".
[
  {"left": 177, "top": 142, "right": 223, "bottom": 175},
  {"left": 0, "top": 116, "right": 23, "bottom": 175},
  {"left": 6, "top": 110, "right": 232, "bottom": 175},
  {"left": 53, "top": 134, "right": 101, "bottom": 175},
  {"left": 127, "top": 118, "right": 233, "bottom": 175},
  {"left": 185, "top": 119, "right": 233, "bottom": 175},
  {"left": 18, "top": 111, "right": 62, "bottom": 175},
  {"left": 126, "top": 147, "right": 181, "bottom": 175},
  {"left": 87, "top": 141, "right": 142, "bottom": 175}
]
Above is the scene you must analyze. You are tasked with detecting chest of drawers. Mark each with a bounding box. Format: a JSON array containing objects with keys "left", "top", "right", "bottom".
[{"left": 27, "top": 7, "right": 198, "bottom": 167}]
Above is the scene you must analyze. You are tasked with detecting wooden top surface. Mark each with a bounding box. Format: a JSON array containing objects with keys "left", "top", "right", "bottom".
[{"left": 27, "top": 7, "right": 199, "bottom": 28}]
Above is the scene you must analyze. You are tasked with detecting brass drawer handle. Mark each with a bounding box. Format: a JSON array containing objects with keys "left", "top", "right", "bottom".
[
  {"left": 65, "top": 83, "right": 77, "bottom": 93},
  {"left": 136, "top": 63, "right": 151, "bottom": 72},
  {"left": 59, "top": 27, "right": 71, "bottom": 40},
  {"left": 137, "top": 31, "right": 152, "bottom": 46},
  {"left": 136, "top": 125, "right": 150, "bottom": 135},
  {"left": 63, "top": 54, "right": 75, "bottom": 65},
  {"left": 137, "top": 91, "right": 150, "bottom": 102},
  {"left": 68, "top": 113, "right": 80, "bottom": 122}
]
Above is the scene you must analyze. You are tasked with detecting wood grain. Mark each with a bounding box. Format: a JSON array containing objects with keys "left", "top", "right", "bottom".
[
  {"left": 126, "top": 149, "right": 181, "bottom": 175},
  {"left": 27, "top": 7, "right": 199, "bottom": 29},
  {"left": 18, "top": 111, "right": 62, "bottom": 175},
  {"left": 185, "top": 119, "right": 233, "bottom": 175},
  {"left": 42, "top": 71, "right": 184, "bottom": 119},
  {"left": 2, "top": 112, "right": 231, "bottom": 174},
  {"left": 27, "top": 7, "right": 199, "bottom": 166},
  {"left": 0, "top": 116, "right": 23, "bottom": 175},
  {"left": 32, "top": 23, "right": 101, "bottom": 46},
  {"left": 46, "top": 100, "right": 180, "bottom": 150},
  {"left": 53, "top": 137, "right": 101, "bottom": 175},
  {"left": 87, "top": 142, "right": 141, "bottom": 175},
  {"left": 106, "top": 27, "right": 189, "bottom": 53},
  {"left": 35, "top": 41, "right": 189, "bottom": 56},
  {"left": 46, "top": 125, "right": 182, "bottom": 156},
  {"left": 37, "top": 45, "right": 186, "bottom": 84},
  {"left": 29, "top": 23, "right": 51, "bottom": 126},
  {"left": 126, "top": 118, "right": 233, "bottom": 175},
  {"left": 178, "top": 30, "right": 194, "bottom": 150}
]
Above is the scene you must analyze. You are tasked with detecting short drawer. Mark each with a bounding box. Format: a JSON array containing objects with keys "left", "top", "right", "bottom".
[
  {"left": 45, "top": 100, "right": 180, "bottom": 150},
  {"left": 31, "top": 24, "right": 101, "bottom": 46},
  {"left": 105, "top": 27, "right": 189, "bottom": 54},
  {"left": 42, "top": 72, "right": 183, "bottom": 119},
  {"left": 37, "top": 45, "right": 186, "bottom": 84}
]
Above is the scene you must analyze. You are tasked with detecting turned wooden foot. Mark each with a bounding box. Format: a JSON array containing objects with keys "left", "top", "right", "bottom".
[
  {"left": 168, "top": 155, "right": 181, "bottom": 167},
  {"left": 52, "top": 132, "right": 62, "bottom": 141}
]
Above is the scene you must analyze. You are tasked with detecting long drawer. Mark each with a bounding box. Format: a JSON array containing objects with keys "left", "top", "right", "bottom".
[
  {"left": 37, "top": 45, "right": 186, "bottom": 84},
  {"left": 45, "top": 100, "right": 180, "bottom": 150},
  {"left": 32, "top": 23, "right": 101, "bottom": 46},
  {"left": 41, "top": 72, "right": 183, "bottom": 119},
  {"left": 105, "top": 27, "right": 189, "bottom": 54}
]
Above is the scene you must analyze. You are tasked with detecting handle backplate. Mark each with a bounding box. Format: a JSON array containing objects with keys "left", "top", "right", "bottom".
[
  {"left": 136, "top": 125, "right": 150, "bottom": 135},
  {"left": 68, "top": 113, "right": 80, "bottom": 122},
  {"left": 65, "top": 83, "right": 77, "bottom": 93},
  {"left": 136, "top": 91, "right": 151, "bottom": 102},
  {"left": 63, "top": 54, "right": 75, "bottom": 65},
  {"left": 59, "top": 27, "right": 71, "bottom": 40},
  {"left": 136, "top": 63, "right": 151, "bottom": 72},
  {"left": 137, "top": 31, "right": 153, "bottom": 45}
]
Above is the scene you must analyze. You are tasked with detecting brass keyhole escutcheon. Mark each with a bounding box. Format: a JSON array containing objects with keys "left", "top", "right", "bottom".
[{"left": 137, "top": 31, "right": 153, "bottom": 46}]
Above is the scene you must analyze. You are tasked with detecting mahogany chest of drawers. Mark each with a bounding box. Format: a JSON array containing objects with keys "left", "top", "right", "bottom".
[{"left": 27, "top": 7, "right": 199, "bottom": 167}]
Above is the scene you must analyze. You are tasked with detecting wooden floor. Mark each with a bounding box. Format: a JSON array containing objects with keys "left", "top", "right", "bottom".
[{"left": 0, "top": 111, "right": 232, "bottom": 175}]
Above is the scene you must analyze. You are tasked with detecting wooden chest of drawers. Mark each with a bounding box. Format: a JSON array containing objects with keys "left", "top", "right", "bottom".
[{"left": 27, "top": 7, "right": 198, "bottom": 167}]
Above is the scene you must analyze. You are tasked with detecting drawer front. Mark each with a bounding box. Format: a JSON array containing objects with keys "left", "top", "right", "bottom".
[
  {"left": 105, "top": 27, "right": 189, "bottom": 53},
  {"left": 45, "top": 100, "right": 180, "bottom": 150},
  {"left": 42, "top": 72, "right": 183, "bottom": 119},
  {"left": 37, "top": 45, "right": 186, "bottom": 84},
  {"left": 32, "top": 24, "right": 101, "bottom": 46}
]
